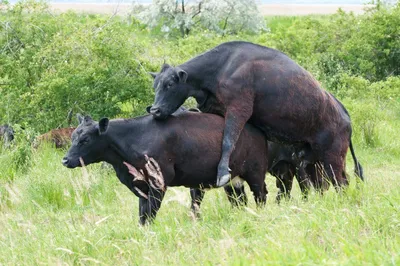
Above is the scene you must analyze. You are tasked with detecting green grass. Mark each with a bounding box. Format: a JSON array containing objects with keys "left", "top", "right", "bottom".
[{"left": 0, "top": 144, "right": 399, "bottom": 265}]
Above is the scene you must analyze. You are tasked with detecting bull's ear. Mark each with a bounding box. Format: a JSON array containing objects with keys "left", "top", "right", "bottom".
[
  {"left": 146, "top": 105, "right": 152, "bottom": 113},
  {"left": 176, "top": 67, "right": 188, "bottom": 83},
  {"left": 77, "top": 113, "right": 84, "bottom": 124},
  {"left": 98, "top": 118, "right": 109, "bottom": 135},
  {"left": 149, "top": 72, "right": 158, "bottom": 79}
]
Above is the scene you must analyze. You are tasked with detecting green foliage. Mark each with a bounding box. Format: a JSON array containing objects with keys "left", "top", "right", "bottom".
[
  {"left": 0, "top": 125, "right": 34, "bottom": 181},
  {"left": 0, "top": 2, "right": 155, "bottom": 132},
  {"left": 261, "top": 3, "right": 400, "bottom": 88}
]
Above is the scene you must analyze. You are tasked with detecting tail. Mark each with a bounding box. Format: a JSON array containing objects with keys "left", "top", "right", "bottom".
[{"left": 349, "top": 138, "right": 364, "bottom": 181}]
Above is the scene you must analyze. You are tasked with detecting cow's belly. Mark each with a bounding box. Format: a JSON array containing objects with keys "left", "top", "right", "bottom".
[{"left": 169, "top": 163, "right": 219, "bottom": 188}]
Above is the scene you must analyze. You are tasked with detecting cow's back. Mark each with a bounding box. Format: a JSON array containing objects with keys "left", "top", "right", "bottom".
[{"left": 150, "top": 112, "right": 267, "bottom": 187}]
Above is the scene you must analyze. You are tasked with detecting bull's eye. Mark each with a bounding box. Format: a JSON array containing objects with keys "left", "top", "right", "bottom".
[{"left": 167, "top": 81, "right": 173, "bottom": 88}]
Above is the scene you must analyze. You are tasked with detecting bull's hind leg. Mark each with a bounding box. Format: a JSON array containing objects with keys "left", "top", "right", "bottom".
[
  {"left": 321, "top": 140, "right": 349, "bottom": 191},
  {"left": 190, "top": 188, "right": 205, "bottom": 218},
  {"left": 224, "top": 182, "right": 248, "bottom": 207}
]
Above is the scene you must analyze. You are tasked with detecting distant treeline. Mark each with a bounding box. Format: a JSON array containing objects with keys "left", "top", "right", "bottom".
[{"left": 0, "top": 1, "right": 399, "bottom": 150}]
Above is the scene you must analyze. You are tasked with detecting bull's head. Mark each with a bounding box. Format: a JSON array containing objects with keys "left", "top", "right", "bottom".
[
  {"left": 148, "top": 64, "right": 190, "bottom": 120},
  {"left": 62, "top": 114, "right": 109, "bottom": 168}
]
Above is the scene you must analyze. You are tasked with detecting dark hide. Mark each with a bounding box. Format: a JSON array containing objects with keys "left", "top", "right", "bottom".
[
  {"left": 149, "top": 41, "right": 364, "bottom": 189},
  {"left": 62, "top": 112, "right": 268, "bottom": 225}
]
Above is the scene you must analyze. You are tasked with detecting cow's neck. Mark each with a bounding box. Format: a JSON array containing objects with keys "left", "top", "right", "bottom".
[{"left": 103, "top": 120, "right": 144, "bottom": 166}]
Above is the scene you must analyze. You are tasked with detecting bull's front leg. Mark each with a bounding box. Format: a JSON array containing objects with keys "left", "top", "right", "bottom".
[{"left": 217, "top": 102, "right": 253, "bottom": 187}]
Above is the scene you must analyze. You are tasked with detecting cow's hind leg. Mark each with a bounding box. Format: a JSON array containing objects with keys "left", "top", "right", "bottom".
[
  {"left": 274, "top": 163, "right": 295, "bottom": 203},
  {"left": 224, "top": 183, "right": 248, "bottom": 207},
  {"left": 244, "top": 177, "right": 267, "bottom": 208},
  {"left": 190, "top": 188, "right": 205, "bottom": 218},
  {"left": 295, "top": 166, "right": 312, "bottom": 200}
]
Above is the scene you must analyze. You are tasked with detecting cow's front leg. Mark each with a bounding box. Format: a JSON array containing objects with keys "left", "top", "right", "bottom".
[
  {"left": 139, "top": 187, "right": 166, "bottom": 225},
  {"left": 217, "top": 103, "right": 253, "bottom": 187},
  {"left": 190, "top": 188, "right": 205, "bottom": 218}
]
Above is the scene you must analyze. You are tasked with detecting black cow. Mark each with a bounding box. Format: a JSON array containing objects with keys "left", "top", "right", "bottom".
[
  {"left": 62, "top": 112, "right": 268, "bottom": 225},
  {"left": 148, "top": 41, "right": 364, "bottom": 190},
  {"left": 0, "top": 124, "right": 14, "bottom": 145}
]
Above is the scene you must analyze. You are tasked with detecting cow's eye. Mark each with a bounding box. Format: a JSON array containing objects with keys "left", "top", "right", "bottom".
[
  {"left": 167, "top": 81, "right": 173, "bottom": 88},
  {"left": 79, "top": 138, "right": 89, "bottom": 145}
]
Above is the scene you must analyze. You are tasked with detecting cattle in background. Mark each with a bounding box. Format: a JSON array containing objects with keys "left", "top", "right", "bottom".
[
  {"left": 34, "top": 127, "right": 75, "bottom": 149},
  {"left": 62, "top": 111, "right": 268, "bottom": 225},
  {"left": 148, "top": 41, "right": 364, "bottom": 190},
  {"left": 0, "top": 124, "right": 14, "bottom": 145}
]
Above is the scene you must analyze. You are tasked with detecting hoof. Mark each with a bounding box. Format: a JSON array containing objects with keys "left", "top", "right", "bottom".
[{"left": 216, "top": 174, "right": 231, "bottom": 187}]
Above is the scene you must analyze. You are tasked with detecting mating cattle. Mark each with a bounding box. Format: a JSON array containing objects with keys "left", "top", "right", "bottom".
[
  {"left": 34, "top": 127, "right": 75, "bottom": 149},
  {"left": 148, "top": 41, "right": 364, "bottom": 189},
  {"left": 0, "top": 124, "right": 14, "bottom": 145},
  {"left": 62, "top": 112, "right": 268, "bottom": 225}
]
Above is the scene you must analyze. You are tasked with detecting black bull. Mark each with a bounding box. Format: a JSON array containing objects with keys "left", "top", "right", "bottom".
[
  {"left": 148, "top": 41, "right": 364, "bottom": 189},
  {"left": 62, "top": 112, "right": 268, "bottom": 225}
]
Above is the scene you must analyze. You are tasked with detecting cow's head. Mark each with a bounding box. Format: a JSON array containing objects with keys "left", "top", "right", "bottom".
[
  {"left": 148, "top": 64, "right": 190, "bottom": 120},
  {"left": 62, "top": 114, "right": 109, "bottom": 168}
]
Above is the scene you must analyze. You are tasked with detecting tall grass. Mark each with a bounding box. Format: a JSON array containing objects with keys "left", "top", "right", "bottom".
[{"left": 0, "top": 143, "right": 399, "bottom": 265}]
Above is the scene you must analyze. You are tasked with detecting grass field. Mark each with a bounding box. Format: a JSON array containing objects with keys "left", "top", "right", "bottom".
[{"left": 0, "top": 142, "right": 399, "bottom": 265}]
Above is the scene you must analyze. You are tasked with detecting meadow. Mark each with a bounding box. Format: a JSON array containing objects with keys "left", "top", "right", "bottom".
[{"left": 0, "top": 1, "right": 400, "bottom": 264}]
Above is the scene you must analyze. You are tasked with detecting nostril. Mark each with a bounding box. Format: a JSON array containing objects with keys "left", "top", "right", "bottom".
[
  {"left": 150, "top": 108, "right": 161, "bottom": 116},
  {"left": 62, "top": 157, "right": 69, "bottom": 165}
]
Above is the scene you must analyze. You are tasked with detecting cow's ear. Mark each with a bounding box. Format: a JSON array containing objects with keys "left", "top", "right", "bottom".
[
  {"left": 149, "top": 72, "right": 158, "bottom": 79},
  {"left": 77, "top": 113, "right": 84, "bottom": 124},
  {"left": 98, "top": 118, "right": 109, "bottom": 135},
  {"left": 146, "top": 105, "right": 152, "bottom": 113},
  {"left": 161, "top": 63, "right": 171, "bottom": 72},
  {"left": 84, "top": 115, "right": 93, "bottom": 125},
  {"left": 176, "top": 68, "right": 188, "bottom": 83}
]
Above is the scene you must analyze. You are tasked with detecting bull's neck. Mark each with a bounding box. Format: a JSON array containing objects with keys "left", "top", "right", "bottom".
[{"left": 179, "top": 46, "right": 230, "bottom": 92}]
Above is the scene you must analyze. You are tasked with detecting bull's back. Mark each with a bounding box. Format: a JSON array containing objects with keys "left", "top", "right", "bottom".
[{"left": 216, "top": 42, "right": 344, "bottom": 143}]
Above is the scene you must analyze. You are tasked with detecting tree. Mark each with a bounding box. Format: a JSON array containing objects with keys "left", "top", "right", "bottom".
[{"left": 133, "top": 0, "right": 265, "bottom": 37}]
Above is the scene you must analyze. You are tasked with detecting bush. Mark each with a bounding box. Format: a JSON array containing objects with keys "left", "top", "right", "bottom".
[{"left": 0, "top": 2, "right": 156, "bottom": 132}]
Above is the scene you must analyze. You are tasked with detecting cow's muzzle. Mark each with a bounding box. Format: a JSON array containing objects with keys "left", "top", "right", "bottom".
[{"left": 62, "top": 157, "right": 79, "bottom": 168}]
